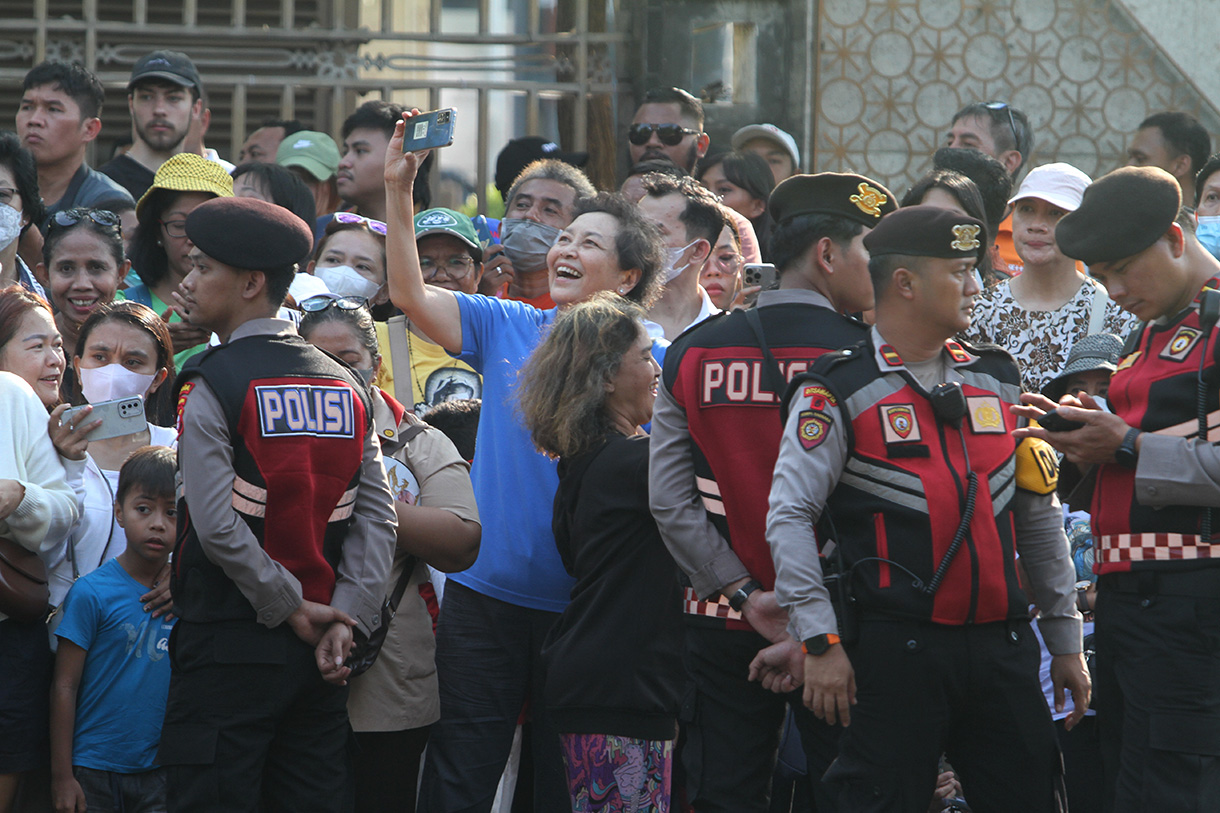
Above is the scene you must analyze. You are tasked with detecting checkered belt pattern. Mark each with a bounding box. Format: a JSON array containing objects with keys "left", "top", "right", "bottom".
[
  {"left": 682, "top": 586, "right": 744, "bottom": 622},
  {"left": 1098, "top": 533, "right": 1220, "bottom": 564}
]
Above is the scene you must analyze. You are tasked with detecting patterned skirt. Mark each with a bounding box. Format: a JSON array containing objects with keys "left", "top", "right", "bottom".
[{"left": 560, "top": 732, "right": 674, "bottom": 812}]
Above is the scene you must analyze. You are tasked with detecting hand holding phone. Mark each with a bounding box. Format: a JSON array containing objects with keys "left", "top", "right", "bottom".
[
  {"left": 61, "top": 397, "right": 147, "bottom": 441},
  {"left": 1038, "top": 408, "right": 1086, "bottom": 433},
  {"left": 402, "top": 109, "right": 456, "bottom": 153}
]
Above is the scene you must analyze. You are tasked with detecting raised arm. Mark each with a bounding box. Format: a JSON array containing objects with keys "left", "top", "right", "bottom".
[{"left": 384, "top": 111, "right": 463, "bottom": 353}]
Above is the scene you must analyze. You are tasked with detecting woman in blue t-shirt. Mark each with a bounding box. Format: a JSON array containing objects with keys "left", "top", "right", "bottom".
[{"left": 384, "top": 111, "right": 666, "bottom": 809}]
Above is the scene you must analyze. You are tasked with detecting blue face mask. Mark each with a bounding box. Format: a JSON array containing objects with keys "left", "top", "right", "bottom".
[{"left": 1197, "top": 216, "right": 1220, "bottom": 260}]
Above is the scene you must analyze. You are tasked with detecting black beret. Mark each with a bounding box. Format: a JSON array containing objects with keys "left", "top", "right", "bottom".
[
  {"left": 1055, "top": 166, "right": 1181, "bottom": 265},
  {"left": 769, "top": 172, "right": 897, "bottom": 229},
  {"left": 185, "top": 197, "right": 314, "bottom": 271},
  {"left": 863, "top": 205, "right": 986, "bottom": 260}
]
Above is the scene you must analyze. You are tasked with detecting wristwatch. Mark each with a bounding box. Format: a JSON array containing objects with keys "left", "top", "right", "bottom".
[
  {"left": 1115, "top": 427, "right": 1142, "bottom": 469},
  {"left": 728, "top": 579, "right": 763, "bottom": 612},
  {"left": 802, "top": 633, "right": 841, "bottom": 656}
]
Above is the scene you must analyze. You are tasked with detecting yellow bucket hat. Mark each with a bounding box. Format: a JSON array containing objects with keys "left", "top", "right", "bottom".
[{"left": 136, "top": 153, "right": 234, "bottom": 218}]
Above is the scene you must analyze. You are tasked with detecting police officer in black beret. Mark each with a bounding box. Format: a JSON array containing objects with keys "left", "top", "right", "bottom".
[
  {"left": 1015, "top": 165, "right": 1220, "bottom": 812},
  {"left": 650, "top": 171, "right": 895, "bottom": 810},
  {"left": 768, "top": 205, "right": 1088, "bottom": 811},
  {"left": 157, "top": 196, "right": 396, "bottom": 811}
]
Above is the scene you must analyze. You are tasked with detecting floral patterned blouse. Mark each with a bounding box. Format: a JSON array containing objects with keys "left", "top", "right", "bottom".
[{"left": 963, "top": 276, "right": 1139, "bottom": 394}]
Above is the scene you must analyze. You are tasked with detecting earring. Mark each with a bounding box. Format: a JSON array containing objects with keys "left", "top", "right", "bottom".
[{"left": 618, "top": 287, "right": 626, "bottom": 294}]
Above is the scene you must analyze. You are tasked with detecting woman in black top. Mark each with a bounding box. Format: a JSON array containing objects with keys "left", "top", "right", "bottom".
[{"left": 519, "top": 292, "right": 685, "bottom": 812}]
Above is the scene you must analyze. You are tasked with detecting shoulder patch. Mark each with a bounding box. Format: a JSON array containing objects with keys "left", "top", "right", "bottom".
[
  {"left": 802, "top": 384, "right": 838, "bottom": 410},
  {"left": 879, "top": 344, "right": 904, "bottom": 367},
  {"left": 1015, "top": 437, "right": 1059, "bottom": 495},
  {"left": 1160, "top": 326, "right": 1202, "bottom": 361},
  {"left": 797, "top": 408, "right": 833, "bottom": 450},
  {"left": 176, "top": 381, "right": 194, "bottom": 437},
  {"left": 944, "top": 340, "right": 972, "bottom": 364}
]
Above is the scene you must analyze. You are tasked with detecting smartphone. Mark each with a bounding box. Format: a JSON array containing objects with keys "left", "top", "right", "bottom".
[
  {"left": 402, "top": 108, "right": 456, "bottom": 153},
  {"left": 62, "top": 397, "right": 146, "bottom": 441},
  {"left": 742, "top": 263, "right": 777, "bottom": 307},
  {"left": 1038, "top": 408, "right": 1085, "bottom": 433}
]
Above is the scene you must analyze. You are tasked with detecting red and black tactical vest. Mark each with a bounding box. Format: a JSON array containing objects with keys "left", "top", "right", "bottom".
[
  {"left": 172, "top": 333, "right": 372, "bottom": 624},
  {"left": 664, "top": 300, "right": 867, "bottom": 628},
  {"left": 810, "top": 338, "right": 1030, "bottom": 625},
  {"left": 1093, "top": 279, "right": 1220, "bottom": 573}
]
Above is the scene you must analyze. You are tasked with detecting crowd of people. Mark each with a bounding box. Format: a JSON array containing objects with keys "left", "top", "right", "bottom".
[{"left": 0, "top": 44, "right": 1217, "bottom": 813}]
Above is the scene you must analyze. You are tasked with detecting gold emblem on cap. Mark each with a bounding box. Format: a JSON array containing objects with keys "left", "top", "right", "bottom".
[
  {"left": 951, "top": 224, "right": 981, "bottom": 251},
  {"left": 850, "top": 183, "right": 887, "bottom": 218}
]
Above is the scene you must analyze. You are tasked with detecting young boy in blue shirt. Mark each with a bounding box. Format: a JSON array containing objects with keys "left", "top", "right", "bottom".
[{"left": 51, "top": 446, "right": 177, "bottom": 813}]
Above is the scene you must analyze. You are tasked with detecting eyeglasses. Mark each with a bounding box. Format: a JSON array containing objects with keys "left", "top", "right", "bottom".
[
  {"left": 982, "top": 101, "right": 1021, "bottom": 151},
  {"left": 160, "top": 219, "right": 187, "bottom": 238},
  {"left": 420, "top": 255, "right": 475, "bottom": 280},
  {"left": 0, "top": 187, "right": 18, "bottom": 207},
  {"left": 300, "top": 294, "right": 369, "bottom": 312},
  {"left": 627, "top": 123, "right": 702, "bottom": 146},
  {"left": 51, "top": 208, "right": 121, "bottom": 230},
  {"left": 333, "top": 212, "right": 388, "bottom": 236}
]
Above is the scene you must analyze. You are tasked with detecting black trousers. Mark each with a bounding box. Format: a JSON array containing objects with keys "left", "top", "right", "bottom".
[
  {"left": 1095, "top": 571, "right": 1220, "bottom": 813},
  {"left": 824, "top": 617, "right": 1065, "bottom": 813},
  {"left": 349, "top": 727, "right": 430, "bottom": 813},
  {"left": 159, "top": 621, "right": 351, "bottom": 813},
  {"left": 681, "top": 624, "right": 840, "bottom": 812}
]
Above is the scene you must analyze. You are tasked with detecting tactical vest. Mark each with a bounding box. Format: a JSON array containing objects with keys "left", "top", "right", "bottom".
[
  {"left": 1093, "top": 279, "right": 1220, "bottom": 572},
  {"left": 664, "top": 301, "right": 867, "bottom": 627},
  {"left": 172, "top": 333, "right": 372, "bottom": 624}
]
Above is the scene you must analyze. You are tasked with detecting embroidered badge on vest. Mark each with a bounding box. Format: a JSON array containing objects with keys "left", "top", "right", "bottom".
[
  {"left": 798, "top": 409, "right": 832, "bottom": 450},
  {"left": 879, "top": 344, "right": 904, "bottom": 367},
  {"left": 255, "top": 384, "right": 356, "bottom": 438},
  {"left": 881, "top": 404, "right": 920, "bottom": 443},
  {"left": 944, "top": 340, "right": 972, "bottom": 363},
  {"left": 802, "top": 384, "right": 838, "bottom": 411},
  {"left": 951, "top": 224, "right": 981, "bottom": 251},
  {"left": 1160, "top": 326, "right": 1202, "bottom": 361},
  {"left": 176, "top": 381, "right": 194, "bottom": 437},
  {"left": 1116, "top": 351, "right": 1140, "bottom": 371},
  {"left": 966, "top": 396, "right": 1005, "bottom": 433},
  {"left": 850, "top": 183, "right": 887, "bottom": 218}
]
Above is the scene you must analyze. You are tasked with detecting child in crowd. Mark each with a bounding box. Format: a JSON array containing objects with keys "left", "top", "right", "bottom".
[{"left": 50, "top": 446, "right": 177, "bottom": 813}]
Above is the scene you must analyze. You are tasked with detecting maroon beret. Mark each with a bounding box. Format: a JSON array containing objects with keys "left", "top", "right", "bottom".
[
  {"left": 1055, "top": 166, "right": 1181, "bottom": 265},
  {"left": 863, "top": 205, "right": 986, "bottom": 261},
  {"left": 769, "top": 172, "right": 897, "bottom": 229},
  {"left": 185, "top": 196, "right": 314, "bottom": 271}
]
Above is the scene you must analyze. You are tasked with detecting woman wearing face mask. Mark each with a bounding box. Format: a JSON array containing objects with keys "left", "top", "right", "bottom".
[
  {"left": 44, "top": 301, "right": 177, "bottom": 642},
  {"left": 308, "top": 213, "right": 392, "bottom": 309},
  {"left": 0, "top": 285, "right": 79, "bottom": 813},
  {"left": 298, "top": 297, "right": 480, "bottom": 813},
  {"left": 39, "top": 209, "right": 127, "bottom": 400},
  {"left": 1194, "top": 153, "right": 1220, "bottom": 260},
  {"left": 0, "top": 131, "right": 49, "bottom": 298},
  {"left": 963, "top": 163, "right": 1138, "bottom": 393},
  {"left": 386, "top": 113, "right": 665, "bottom": 809},
  {"left": 125, "top": 153, "right": 233, "bottom": 368}
]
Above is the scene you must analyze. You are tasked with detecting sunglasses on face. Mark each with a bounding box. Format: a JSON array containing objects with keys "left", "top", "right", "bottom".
[
  {"left": 627, "top": 123, "right": 702, "bottom": 146},
  {"left": 299, "top": 294, "right": 369, "bottom": 312},
  {"left": 333, "top": 211, "right": 388, "bottom": 235}
]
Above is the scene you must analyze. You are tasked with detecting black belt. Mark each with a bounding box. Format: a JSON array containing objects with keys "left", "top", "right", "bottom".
[{"left": 1099, "top": 568, "right": 1220, "bottom": 599}]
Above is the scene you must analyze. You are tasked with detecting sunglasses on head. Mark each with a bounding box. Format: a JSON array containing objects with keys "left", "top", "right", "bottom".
[
  {"left": 628, "top": 123, "right": 701, "bottom": 146},
  {"left": 51, "top": 208, "right": 121, "bottom": 230},
  {"left": 981, "top": 101, "right": 1020, "bottom": 151},
  {"left": 300, "top": 294, "right": 369, "bottom": 313},
  {"left": 333, "top": 212, "right": 388, "bottom": 235}
]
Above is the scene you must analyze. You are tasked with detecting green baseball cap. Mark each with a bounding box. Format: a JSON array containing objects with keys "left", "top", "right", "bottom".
[
  {"left": 276, "top": 130, "right": 340, "bottom": 182},
  {"left": 413, "top": 208, "right": 482, "bottom": 260}
]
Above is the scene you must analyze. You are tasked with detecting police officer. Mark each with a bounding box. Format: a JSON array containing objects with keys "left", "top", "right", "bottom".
[
  {"left": 157, "top": 196, "right": 396, "bottom": 812},
  {"left": 649, "top": 172, "right": 895, "bottom": 810},
  {"left": 768, "top": 206, "right": 1089, "bottom": 811},
  {"left": 1014, "top": 166, "right": 1220, "bottom": 812}
]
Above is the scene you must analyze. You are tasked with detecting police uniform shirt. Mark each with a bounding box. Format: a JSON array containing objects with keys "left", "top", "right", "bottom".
[{"left": 767, "top": 326, "right": 1081, "bottom": 654}]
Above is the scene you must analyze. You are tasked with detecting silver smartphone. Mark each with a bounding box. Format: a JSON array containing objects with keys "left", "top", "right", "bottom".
[
  {"left": 742, "top": 263, "right": 778, "bottom": 307},
  {"left": 62, "top": 397, "right": 147, "bottom": 441}
]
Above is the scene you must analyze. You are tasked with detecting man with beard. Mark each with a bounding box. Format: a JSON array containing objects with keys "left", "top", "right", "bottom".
[
  {"left": 99, "top": 50, "right": 203, "bottom": 201},
  {"left": 628, "top": 86, "right": 710, "bottom": 174}
]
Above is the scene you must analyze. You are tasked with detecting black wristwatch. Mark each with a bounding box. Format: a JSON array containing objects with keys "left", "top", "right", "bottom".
[
  {"left": 802, "top": 633, "right": 840, "bottom": 656},
  {"left": 1115, "top": 427, "right": 1141, "bottom": 469},
  {"left": 728, "top": 579, "right": 763, "bottom": 612}
]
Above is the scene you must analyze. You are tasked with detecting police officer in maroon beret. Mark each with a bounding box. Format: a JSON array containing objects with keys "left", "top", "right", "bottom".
[
  {"left": 1015, "top": 165, "right": 1220, "bottom": 812},
  {"left": 157, "top": 196, "right": 396, "bottom": 811},
  {"left": 768, "top": 205, "right": 1088, "bottom": 812}
]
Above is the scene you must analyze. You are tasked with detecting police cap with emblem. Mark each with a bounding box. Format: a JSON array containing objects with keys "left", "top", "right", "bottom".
[
  {"left": 863, "top": 205, "right": 985, "bottom": 260},
  {"left": 1055, "top": 166, "right": 1181, "bottom": 265},
  {"left": 186, "top": 196, "right": 314, "bottom": 272},
  {"left": 413, "top": 208, "right": 484, "bottom": 263},
  {"left": 769, "top": 172, "right": 897, "bottom": 228}
]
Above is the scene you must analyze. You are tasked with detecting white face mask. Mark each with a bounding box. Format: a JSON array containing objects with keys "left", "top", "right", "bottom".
[
  {"left": 316, "top": 265, "right": 382, "bottom": 301},
  {"left": 0, "top": 204, "right": 21, "bottom": 252},
  {"left": 79, "top": 363, "right": 156, "bottom": 404},
  {"left": 662, "top": 240, "right": 699, "bottom": 283}
]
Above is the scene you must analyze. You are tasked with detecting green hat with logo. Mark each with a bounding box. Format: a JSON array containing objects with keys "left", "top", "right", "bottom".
[
  {"left": 413, "top": 208, "right": 483, "bottom": 262},
  {"left": 276, "top": 130, "right": 340, "bottom": 182}
]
